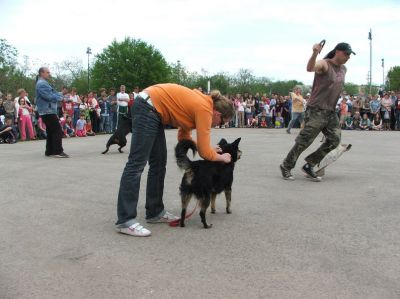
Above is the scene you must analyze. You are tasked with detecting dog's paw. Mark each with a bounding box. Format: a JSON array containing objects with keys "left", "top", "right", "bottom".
[
  {"left": 211, "top": 208, "right": 216, "bottom": 214},
  {"left": 226, "top": 208, "right": 232, "bottom": 214}
]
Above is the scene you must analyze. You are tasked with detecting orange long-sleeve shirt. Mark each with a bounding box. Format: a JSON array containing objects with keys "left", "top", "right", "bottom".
[{"left": 146, "top": 83, "right": 217, "bottom": 161}]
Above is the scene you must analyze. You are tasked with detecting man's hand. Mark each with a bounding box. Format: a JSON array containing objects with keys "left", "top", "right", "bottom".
[
  {"left": 312, "top": 43, "right": 322, "bottom": 54},
  {"left": 215, "top": 145, "right": 222, "bottom": 153},
  {"left": 218, "top": 153, "right": 231, "bottom": 163}
]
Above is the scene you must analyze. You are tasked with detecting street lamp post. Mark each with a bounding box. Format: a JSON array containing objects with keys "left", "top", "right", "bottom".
[
  {"left": 86, "top": 47, "right": 92, "bottom": 91},
  {"left": 381, "top": 58, "right": 385, "bottom": 89},
  {"left": 368, "top": 29, "right": 372, "bottom": 94}
]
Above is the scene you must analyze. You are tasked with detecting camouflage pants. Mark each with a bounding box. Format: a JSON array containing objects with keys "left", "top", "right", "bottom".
[{"left": 283, "top": 107, "right": 341, "bottom": 169}]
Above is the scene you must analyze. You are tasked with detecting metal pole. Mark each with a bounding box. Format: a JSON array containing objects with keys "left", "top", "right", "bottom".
[
  {"left": 381, "top": 58, "right": 385, "bottom": 88},
  {"left": 86, "top": 47, "right": 92, "bottom": 92},
  {"left": 369, "top": 29, "right": 372, "bottom": 94}
]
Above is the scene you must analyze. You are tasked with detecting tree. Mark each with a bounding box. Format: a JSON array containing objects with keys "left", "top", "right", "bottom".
[
  {"left": 344, "top": 82, "right": 359, "bottom": 95},
  {"left": 387, "top": 66, "right": 400, "bottom": 91},
  {"left": 91, "top": 37, "right": 170, "bottom": 91}
]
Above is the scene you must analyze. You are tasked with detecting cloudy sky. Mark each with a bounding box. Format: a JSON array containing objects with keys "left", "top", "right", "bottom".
[{"left": 1, "top": 0, "right": 399, "bottom": 86}]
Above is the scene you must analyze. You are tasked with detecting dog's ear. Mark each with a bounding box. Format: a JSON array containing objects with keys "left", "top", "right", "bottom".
[
  {"left": 232, "top": 137, "right": 241, "bottom": 146},
  {"left": 218, "top": 138, "right": 228, "bottom": 146}
]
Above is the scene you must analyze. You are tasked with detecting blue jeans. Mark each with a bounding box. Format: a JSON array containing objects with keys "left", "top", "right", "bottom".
[
  {"left": 100, "top": 115, "right": 111, "bottom": 133},
  {"left": 116, "top": 98, "right": 166, "bottom": 226},
  {"left": 110, "top": 111, "right": 117, "bottom": 132},
  {"left": 73, "top": 108, "right": 80, "bottom": 127},
  {"left": 287, "top": 112, "right": 305, "bottom": 132}
]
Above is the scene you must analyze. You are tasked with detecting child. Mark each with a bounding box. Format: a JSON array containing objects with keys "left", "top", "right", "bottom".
[
  {"left": 352, "top": 112, "right": 361, "bottom": 130},
  {"left": 371, "top": 113, "right": 382, "bottom": 131},
  {"left": 18, "top": 97, "right": 36, "bottom": 141},
  {"left": 344, "top": 111, "right": 353, "bottom": 130},
  {"left": 0, "top": 116, "right": 16, "bottom": 144},
  {"left": 275, "top": 112, "right": 284, "bottom": 128},
  {"left": 63, "top": 115, "right": 75, "bottom": 137},
  {"left": 75, "top": 114, "right": 87, "bottom": 137},
  {"left": 339, "top": 98, "right": 348, "bottom": 128},
  {"left": 257, "top": 110, "right": 268, "bottom": 128},
  {"left": 359, "top": 113, "right": 371, "bottom": 130},
  {"left": 86, "top": 119, "right": 95, "bottom": 136},
  {"left": 63, "top": 96, "right": 74, "bottom": 118}
]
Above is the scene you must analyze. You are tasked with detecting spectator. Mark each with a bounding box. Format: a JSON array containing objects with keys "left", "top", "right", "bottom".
[
  {"left": 359, "top": 113, "right": 371, "bottom": 130},
  {"left": 339, "top": 98, "right": 348, "bottom": 129},
  {"left": 87, "top": 91, "right": 100, "bottom": 133},
  {"left": 352, "top": 96, "right": 362, "bottom": 114},
  {"left": 14, "top": 89, "right": 31, "bottom": 121},
  {"left": 35, "top": 67, "right": 68, "bottom": 158},
  {"left": 287, "top": 86, "right": 305, "bottom": 134},
  {"left": 117, "top": 85, "right": 129, "bottom": 128},
  {"left": 59, "top": 86, "right": 69, "bottom": 117},
  {"left": 369, "top": 95, "right": 381, "bottom": 120},
  {"left": 79, "top": 95, "right": 89, "bottom": 120},
  {"left": 63, "top": 88, "right": 74, "bottom": 118},
  {"left": 233, "top": 94, "right": 241, "bottom": 128},
  {"left": 275, "top": 112, "right": 284, "bottom": 128},
  {"left": 0, "top": 97, "right": 6, "bottom": 117},
  {"left": 3, "top": 93, "right": 15, "bottom": 121},
  {"left": 244, "top": 95, "right": 254, "bottom": 126},
  {"left": 108, "top": 88, "right": 118, "bottom": 132},
  {"left": 75, "top": 114, "right": 87, "bottom": 137},
  {"left": 0, "top": 116, "right": 16, "bottom": 144},
  {"left": 381, "top": 93, "right": 392, "bottom": 130},
  {"left": 98, "top": 88, "right": 111, "bottom": 133},
  {"left": 71, "top": 87, "right": 81, "bottom": 127},
  {"left": 18, "top": 97, "right": 36, "bottom": 141},
  {"left": 352, "top": 111, "right": 361, "bottom": 130},
  {"left": 133, "top": 86, "right": 140, "bottom": 99},
  {"left": 344, "top": 111, "right": 353, "bottom": 130},
  {"left": 371, "top": 113, "right": 382, "bottom": 131},
  {"left": 257, "top": 110, "right": 268, "bottom": 128},
  {"left": 395, "top": 94, "right": 400, "bottom": 130},
  {"left": 63, "top": 115, "right": 75, "bottom": 137},
  {"left": 238, "top": 98, "right": 245, "bottom": 128}
]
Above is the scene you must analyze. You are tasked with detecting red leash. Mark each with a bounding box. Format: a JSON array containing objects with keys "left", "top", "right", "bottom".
[{"left": 168, "top": 201, "right": 199, "bottom": 227}]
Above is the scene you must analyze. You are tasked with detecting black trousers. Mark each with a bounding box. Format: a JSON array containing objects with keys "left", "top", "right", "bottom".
[{"left": 41, "top": 114, "right": 64, "bottom": 155}]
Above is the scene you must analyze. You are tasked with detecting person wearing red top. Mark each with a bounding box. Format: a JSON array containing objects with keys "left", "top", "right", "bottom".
[
  {"left": 115, "top": 84, "right": 234, "bottom": 237},
  {"left": 18, "top": 97, "right": 36, "bottom": 140}
]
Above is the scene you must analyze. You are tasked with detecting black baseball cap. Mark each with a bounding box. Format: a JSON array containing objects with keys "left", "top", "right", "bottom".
[{"left": 334, "top": 43, "right": 356, "bottom": 55}]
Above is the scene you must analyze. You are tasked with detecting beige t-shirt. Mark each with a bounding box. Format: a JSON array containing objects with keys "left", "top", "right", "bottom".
[{"left": 291, "top": 93, "right": 305, "bottom": 113}]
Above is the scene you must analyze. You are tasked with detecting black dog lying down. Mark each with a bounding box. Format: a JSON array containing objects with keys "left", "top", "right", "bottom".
[
  {"left": 102, "top": 116, "right": 132, "bottom": 154},
  {"left": 175, "top": 138, "right": 242, "bottom": 228}
]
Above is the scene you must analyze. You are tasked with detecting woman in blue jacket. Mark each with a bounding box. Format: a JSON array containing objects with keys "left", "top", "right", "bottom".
[{"left": 35, "top": 67, "right": 69, "bottom": 158}]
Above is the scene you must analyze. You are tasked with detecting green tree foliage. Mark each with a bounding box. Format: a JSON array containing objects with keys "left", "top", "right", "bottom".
[
  {"left": 91, "top": 38, "right": 170, "bottom": 91},
  {"left": 387, "top": 66, "right": 400, "bottom": 91},
  {"left": 344, "top": 82, "right": 359, "bottom": 95}
]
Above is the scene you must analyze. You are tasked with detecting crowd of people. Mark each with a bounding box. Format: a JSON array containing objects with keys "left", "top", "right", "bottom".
[{"left": 1, "top": 85, "right": 399, "bottom": 144}]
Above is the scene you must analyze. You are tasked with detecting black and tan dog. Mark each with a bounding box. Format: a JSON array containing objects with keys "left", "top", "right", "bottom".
[
  {"left": 102, "top": 116, "right": 132, "bottom": 154},
  {"left": 175, "top": 138, "right": 242, "bottom": 228}
]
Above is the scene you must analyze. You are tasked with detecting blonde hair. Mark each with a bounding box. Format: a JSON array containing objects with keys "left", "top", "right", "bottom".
[{"left": 210, "top": 90, "right": 234, "bottom": 119}]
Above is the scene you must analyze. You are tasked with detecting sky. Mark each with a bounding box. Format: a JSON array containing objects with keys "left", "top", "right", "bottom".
[{"left": 0, "top": 0, "right": 399, "bottom": 86}]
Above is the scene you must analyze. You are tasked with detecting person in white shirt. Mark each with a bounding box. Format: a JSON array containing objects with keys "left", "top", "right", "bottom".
[
  {"left": 116, "top": 85, "right": 129, "bottom": 128},
  {"left": 14, "top": 89, "right": 31, "bottom": 121}
]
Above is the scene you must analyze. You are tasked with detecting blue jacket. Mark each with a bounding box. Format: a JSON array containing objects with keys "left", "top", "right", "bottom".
[
  {"left": 35, "top": 78, "right": 63, "bottom": 115},
  {"left": 98, "top": 98, "right": 111, "bottom": 115}
]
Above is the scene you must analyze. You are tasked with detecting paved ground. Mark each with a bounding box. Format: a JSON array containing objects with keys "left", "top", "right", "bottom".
[{"left": 1, "top": 128, "right": 399, "bottom": 299}]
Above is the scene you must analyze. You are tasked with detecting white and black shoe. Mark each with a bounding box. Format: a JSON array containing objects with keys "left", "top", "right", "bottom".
[
  {"left": 302, "top": 163, "right": 321, "bottom": 182},
  {"left": 280, "top": 164, "right": 294, "bottom": 180},
  {"left": 53, "top": 152, "right": 70, "bottom": 158}
]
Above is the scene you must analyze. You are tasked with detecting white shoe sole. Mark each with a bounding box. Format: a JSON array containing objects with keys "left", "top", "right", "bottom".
[{"left": 115, "top": 227, "right": 151, "bottom": 237}]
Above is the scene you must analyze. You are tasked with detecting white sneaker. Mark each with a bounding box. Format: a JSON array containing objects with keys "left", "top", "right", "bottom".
[
  {"left": 116, "top": 222, "right": 151, "bottom": 237},
  {"left": 147, "top": 211, "right": 179, "bottom": 223}
]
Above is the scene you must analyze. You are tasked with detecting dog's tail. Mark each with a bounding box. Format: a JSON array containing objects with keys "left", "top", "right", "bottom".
[{"left": 175, "top": 139, "right": 197, "bottom": 170}]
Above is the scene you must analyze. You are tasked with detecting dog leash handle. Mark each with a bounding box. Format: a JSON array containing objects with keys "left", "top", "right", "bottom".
[{"left": 319, "top": 39, "right": 326, "bottom": 54}]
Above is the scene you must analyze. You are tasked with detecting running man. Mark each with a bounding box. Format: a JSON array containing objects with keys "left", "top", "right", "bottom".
[{"left": 280, "top": 42, "right": 355, "bottom": 181}]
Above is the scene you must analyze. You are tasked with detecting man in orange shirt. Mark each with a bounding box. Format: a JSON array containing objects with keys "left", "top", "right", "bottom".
[{"left": 115, "top": 84, "right": 234, "bottom": 237}]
